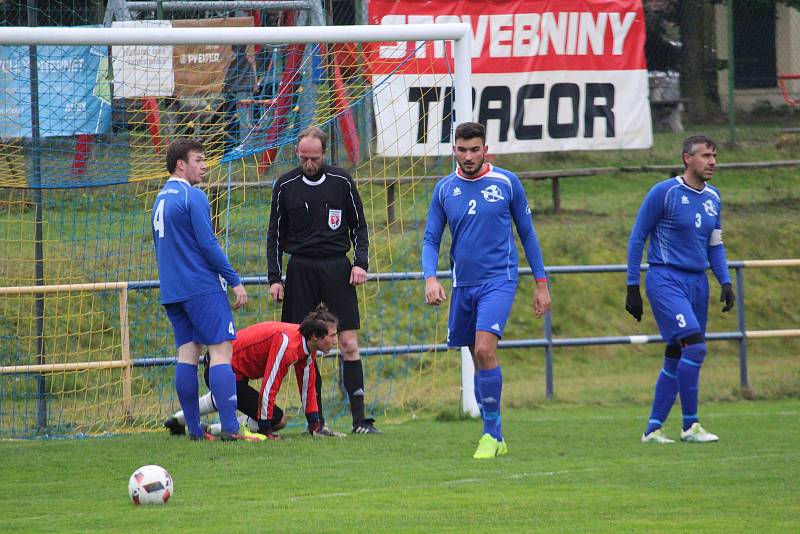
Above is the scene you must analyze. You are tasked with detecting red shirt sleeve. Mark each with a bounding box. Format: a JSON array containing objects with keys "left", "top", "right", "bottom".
[{"left": 294, "top": 351, "right": 320, "bottom": 415}]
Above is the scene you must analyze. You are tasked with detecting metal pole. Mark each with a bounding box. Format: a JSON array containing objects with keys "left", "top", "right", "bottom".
[
  {"left": 544, "top": 279, "right": 554, "bottom": 399},
  {"left": 727, "top": 0, "right": 737, "bottom": 145},
  {"left": 735, "top": 266, "right": 749, "bottom": 389},
  {"left": 27, "top": 0, "right": 47, "bottom": 431}
]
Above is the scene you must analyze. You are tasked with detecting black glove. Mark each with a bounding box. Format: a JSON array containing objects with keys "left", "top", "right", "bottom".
[
  {"left": 625, "top": 285, "right": 643, "bottom": 322},
  {"left": 720, "top": 283, "right": 735, "bottom": 312}
]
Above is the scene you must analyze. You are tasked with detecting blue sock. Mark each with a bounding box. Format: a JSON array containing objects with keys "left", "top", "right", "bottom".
[
  {"left": 678, "top": 343, "right": 706, "bottom": 431},
  {"left": 209, "top": 364, "right": 239, "bottom": 434},
  {"left": 477, "top": 366, "right": 503, "bottom": 441},
  {"left": 175, "top": 363, "right": 203, "bottom": 438},
  {"left": 645, "top": 357, "right": 679, "bottom": 435},
  {"left": 473, "top": 374, "right": 483, "bottom": 417}
]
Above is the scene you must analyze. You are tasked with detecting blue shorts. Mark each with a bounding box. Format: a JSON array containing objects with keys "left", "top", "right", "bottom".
[
  {"left": 645, "top": 265, "right": 708, "bottom": 344},
  {"left": 447, "top": 280, "right": 517, "bottom": 348},
  {"left": 164, "top": 291, "right": 236, "bottom": 348}
]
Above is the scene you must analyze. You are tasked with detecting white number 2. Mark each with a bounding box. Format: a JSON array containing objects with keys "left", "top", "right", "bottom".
[
  {"left": 467, "top": 199, "right": 477, "bottom": 215},
  {"left": 676, "top": 314, "right": 687, "bottom": 328},
  {"left": 695, "top": 213, "right": 702, "bottom": 228},
  {"left": 153, "top": 199, "right": 166, "bottom": 238}
]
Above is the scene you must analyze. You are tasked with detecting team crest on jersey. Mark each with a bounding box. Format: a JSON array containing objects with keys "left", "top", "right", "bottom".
[
  {"left": 681, "top": 195, "right": 689, "bottom": 204},
  {"left": 481, "top": 184, "right": 504, "bottom": 202},
  {"left": 702, "top": 199, "right": 718, "bottom": 216},
  {"left": 328, "top": 209, "right": 342, "bottom": 230},
  {"left": 453, "top": 187, "right": 461, "bottom": 196}
]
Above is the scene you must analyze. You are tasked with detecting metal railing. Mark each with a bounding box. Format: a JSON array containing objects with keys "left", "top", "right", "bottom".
[{"left": 2, "top": 260, "right": 798, "bottom": 405}]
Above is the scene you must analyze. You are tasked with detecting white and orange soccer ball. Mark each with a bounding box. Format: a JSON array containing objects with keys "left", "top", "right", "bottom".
[{"left": 128, "top": 465, "right": 173, "bottom": 505}]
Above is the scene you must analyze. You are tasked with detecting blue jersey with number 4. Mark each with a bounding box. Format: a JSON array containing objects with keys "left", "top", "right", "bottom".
[
  {"left": 422, "top": 165, "right": 546, "bottom": 287},
  {"left": 152, "top": 178, "right": 241, "bottom": 304},
  {"left": 627, "top": 176, "right": 731, "bottom": 286}
]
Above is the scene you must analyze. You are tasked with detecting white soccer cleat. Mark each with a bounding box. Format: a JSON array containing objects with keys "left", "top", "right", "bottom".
[
  {"left": 641, "top": 428, "right": 676, "bottom": 444},
  {"left": 680, "top": 422, "right": 719, "bottom": 443}
]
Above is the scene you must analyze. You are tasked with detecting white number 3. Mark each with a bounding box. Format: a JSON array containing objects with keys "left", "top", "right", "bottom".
[
  {"left": 676, "top": 314, "right": 687, "bottom": 328},
  {"left": 468, "top": 199, "right": 477, "bottom": 215},
  {"left": 695, "top": 213, "right": 702, "bottom": 228}
]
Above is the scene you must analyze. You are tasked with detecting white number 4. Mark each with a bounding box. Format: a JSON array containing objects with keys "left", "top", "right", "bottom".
[
  {"left": 228, "top": 322, "right": 235, "bottom": 335},
  {"left": 153, "top": 199, "right": 166, "bottom": 238},
  {"left": 467, "top": 199, "right": 477, "bottom": 215}
]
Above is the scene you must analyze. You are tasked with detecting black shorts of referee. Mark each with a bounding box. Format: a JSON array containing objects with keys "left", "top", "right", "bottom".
[{"left": 281, "top": 254, "right": 360, "bottom": 331}]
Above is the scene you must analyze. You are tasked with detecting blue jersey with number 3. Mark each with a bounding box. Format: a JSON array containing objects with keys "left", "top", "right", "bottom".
[
  {"left": 422, "top": 165, "right": 546, "bottom": 287},
  {"left": 627, "top": 176, "right": 731, "bottom": 286},
  {"left": 152, "top": 178, "right": 241, "bottom": 304}
]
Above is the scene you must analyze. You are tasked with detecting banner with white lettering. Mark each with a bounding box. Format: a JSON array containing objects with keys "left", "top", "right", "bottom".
[
  {"left": 368, "top": 0, "right": 652, "bottom": 155},
  {"left": 0, "top": 43, "right": 111, "bottom": 137}
]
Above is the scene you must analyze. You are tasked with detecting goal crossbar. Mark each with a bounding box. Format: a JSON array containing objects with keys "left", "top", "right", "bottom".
[{"left": 0, "top": 22, "right": 473, "bottom": 143}]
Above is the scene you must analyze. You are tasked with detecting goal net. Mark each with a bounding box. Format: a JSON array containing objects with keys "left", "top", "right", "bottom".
[{"left": 0, "top": 21, "right": 472, "bottom": 437}]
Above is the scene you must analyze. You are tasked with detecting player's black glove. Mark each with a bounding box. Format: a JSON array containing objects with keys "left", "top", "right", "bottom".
[
  {"left": 625, "top": 285, "right": 643, "bottom": 322},
  {"left": 720, "top": 283, "right": 735, "bottom": 312}
]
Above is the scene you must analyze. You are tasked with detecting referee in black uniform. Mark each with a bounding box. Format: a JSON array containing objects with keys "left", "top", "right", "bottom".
[{"left": 266, "top": 126, "right": 380, "bottom": 435}]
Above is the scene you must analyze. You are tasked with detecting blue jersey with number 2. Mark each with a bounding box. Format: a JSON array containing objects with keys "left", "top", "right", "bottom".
[
  {"left": 422, "top": 165, "right": 546, "bottom": 287},
  {"left": 152, "top": 178, "right": 241, "bottom": 304}
]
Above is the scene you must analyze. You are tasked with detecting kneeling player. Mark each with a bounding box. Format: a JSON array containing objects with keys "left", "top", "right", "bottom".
[{"left": 164, "top": 304, "right": 345, "bottom": 439}]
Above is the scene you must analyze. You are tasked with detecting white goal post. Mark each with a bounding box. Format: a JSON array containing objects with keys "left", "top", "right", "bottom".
[
  {"left": 0, "top": 23, "right": 472, "bottom": 130},
  {"left": 0, "top": 22, "right": 480, "bottom": 417}
]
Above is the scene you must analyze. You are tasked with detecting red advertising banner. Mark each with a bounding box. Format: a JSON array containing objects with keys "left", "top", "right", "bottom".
[{"left": 367, "top": 0, "right": 652, "bottom": 155}]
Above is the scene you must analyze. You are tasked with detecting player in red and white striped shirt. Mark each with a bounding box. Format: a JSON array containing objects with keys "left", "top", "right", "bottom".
[{"left": 165, "top": 304, "right": 343, "bottom": 438}]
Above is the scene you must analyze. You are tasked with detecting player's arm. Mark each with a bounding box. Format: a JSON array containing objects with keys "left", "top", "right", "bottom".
[
  {"left": 257, "top": 333, "right": 291, "bottom": 428},
  {"left": 294, "top": 352, "right": 322, "bottom": 423},
  {"left": 624, "top": 185, "right": 665, "bottom": 321},
  {"left": 422, "top": 182, "right": 447, "bottom": 305},
  {"left": 344, "top": 175, "right": 369, "bottom": 278},
  {"left": 188, "top": 190, "right": 245, "bottom": 307},
  {"left": 706, "top": 197, "right": 734, "bottom": 312},
  {"left": 266, "top": 179, "right": 286, "bottom": 302},
  {"left": 509, "top": 176, "right": 550, "bottom": 316}
]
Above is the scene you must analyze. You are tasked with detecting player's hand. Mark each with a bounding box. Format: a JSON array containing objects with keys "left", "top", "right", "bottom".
[
  {"left": 231, "top": 284, "right": 247, "bottom": 310},
  {"left": 720, "top": 283, "right": 735, "bottom": 312},
  {"left": 350, "top": 265, "right": 367, "bottom": 286},
  {"left": 425, "top": 277, "right": 446, "bottom": 306},
  {"left": 625, "top": 285, "right": 643, "bottom": 322},
  {"left": 533, "top": 281, "right": 551, "bottom": 317},
  {"left": 269, "top": 282, "right": 284, "bottom": 302}
]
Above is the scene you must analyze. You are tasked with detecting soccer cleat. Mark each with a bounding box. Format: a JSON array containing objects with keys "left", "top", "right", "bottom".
[
  {"left": 315, "top": 426, "right": 347, "bottom": 438},
  {"left": 497, "top": 440, "right": 509, "bottom": 456},
  {"left": 217, "top": 431, "right": 265, "bottom": 443},
  {"left": 473, "top": 433, "right": 501, "bottom": 459},
  {"left": 352, "top": 418, "right": 382, "bottom": 435},
  {"left": 641, "top": 428, "right": 676, "bottom": 444},
  {"left": 680, "top": 422, "right": 719, "bottom": 443},
  {"left": 238, "top": 421, "right": 269, "bottom": 442},
  {"left": 188, "top": 430, "right": 216, "bottom": 441},
  {"left": 164, "top": 416, "right": 185, "bottom": 436}
]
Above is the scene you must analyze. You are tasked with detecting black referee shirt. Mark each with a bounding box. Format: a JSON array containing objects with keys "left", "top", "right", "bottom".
[{"left": 266, "top": 164, "right": 369, "bottom": 284}]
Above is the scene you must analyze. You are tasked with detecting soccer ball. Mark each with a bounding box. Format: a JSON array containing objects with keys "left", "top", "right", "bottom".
[{"left": 128, "top": 465, "right": 173, "bottom": 505}]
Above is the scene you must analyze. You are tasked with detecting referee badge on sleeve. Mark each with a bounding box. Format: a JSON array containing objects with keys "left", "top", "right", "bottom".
[{"left": 328, "top": 209, "right": 342, "bottom": 230}]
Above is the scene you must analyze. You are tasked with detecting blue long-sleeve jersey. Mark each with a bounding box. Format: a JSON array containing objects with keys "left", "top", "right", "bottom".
[
  {"left": 627, "top": 176, "right": 731, "bottom": 286},
  {"left": 422, "top": 165, "right": 547, "bottom": 287},
  {"left": 152, "top": 178, "right": 241, "bottom": 304}
]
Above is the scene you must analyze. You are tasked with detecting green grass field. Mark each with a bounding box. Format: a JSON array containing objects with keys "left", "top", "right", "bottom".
[{"left": 1, "top": 399, "right": 798, "bottom": 533}]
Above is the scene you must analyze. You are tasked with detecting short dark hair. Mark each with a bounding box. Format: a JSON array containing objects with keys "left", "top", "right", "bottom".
[
  {"left": 166, "top": 139, "right": 205, "bottom": 174},
  {"left": 454, "top": 122, "right": 486, "bottom": 144},
  {"left": 297, "top": 126, "right": 328, "bottom": 152},
  {"left": 682, "top": 135, "right": 717, "bottom": 165},
  {"left": 299, "top": 303, "right": 338, "bottom": 339}
]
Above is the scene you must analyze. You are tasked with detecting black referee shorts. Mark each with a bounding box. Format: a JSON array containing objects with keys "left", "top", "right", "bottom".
[{"left": 282, "top": 254, "right": 360, "bottom": 331}]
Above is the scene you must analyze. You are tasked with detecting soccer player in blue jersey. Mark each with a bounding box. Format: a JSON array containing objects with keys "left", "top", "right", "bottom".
[
  {"left": 152, "top": 139, "right": 249, "bottom": 441},
  {"left": 626, "top": 135, "right": 735, "bottom": 444},
  {"left": 423, "top": 122, "right": 551, "bottom": 459}
]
